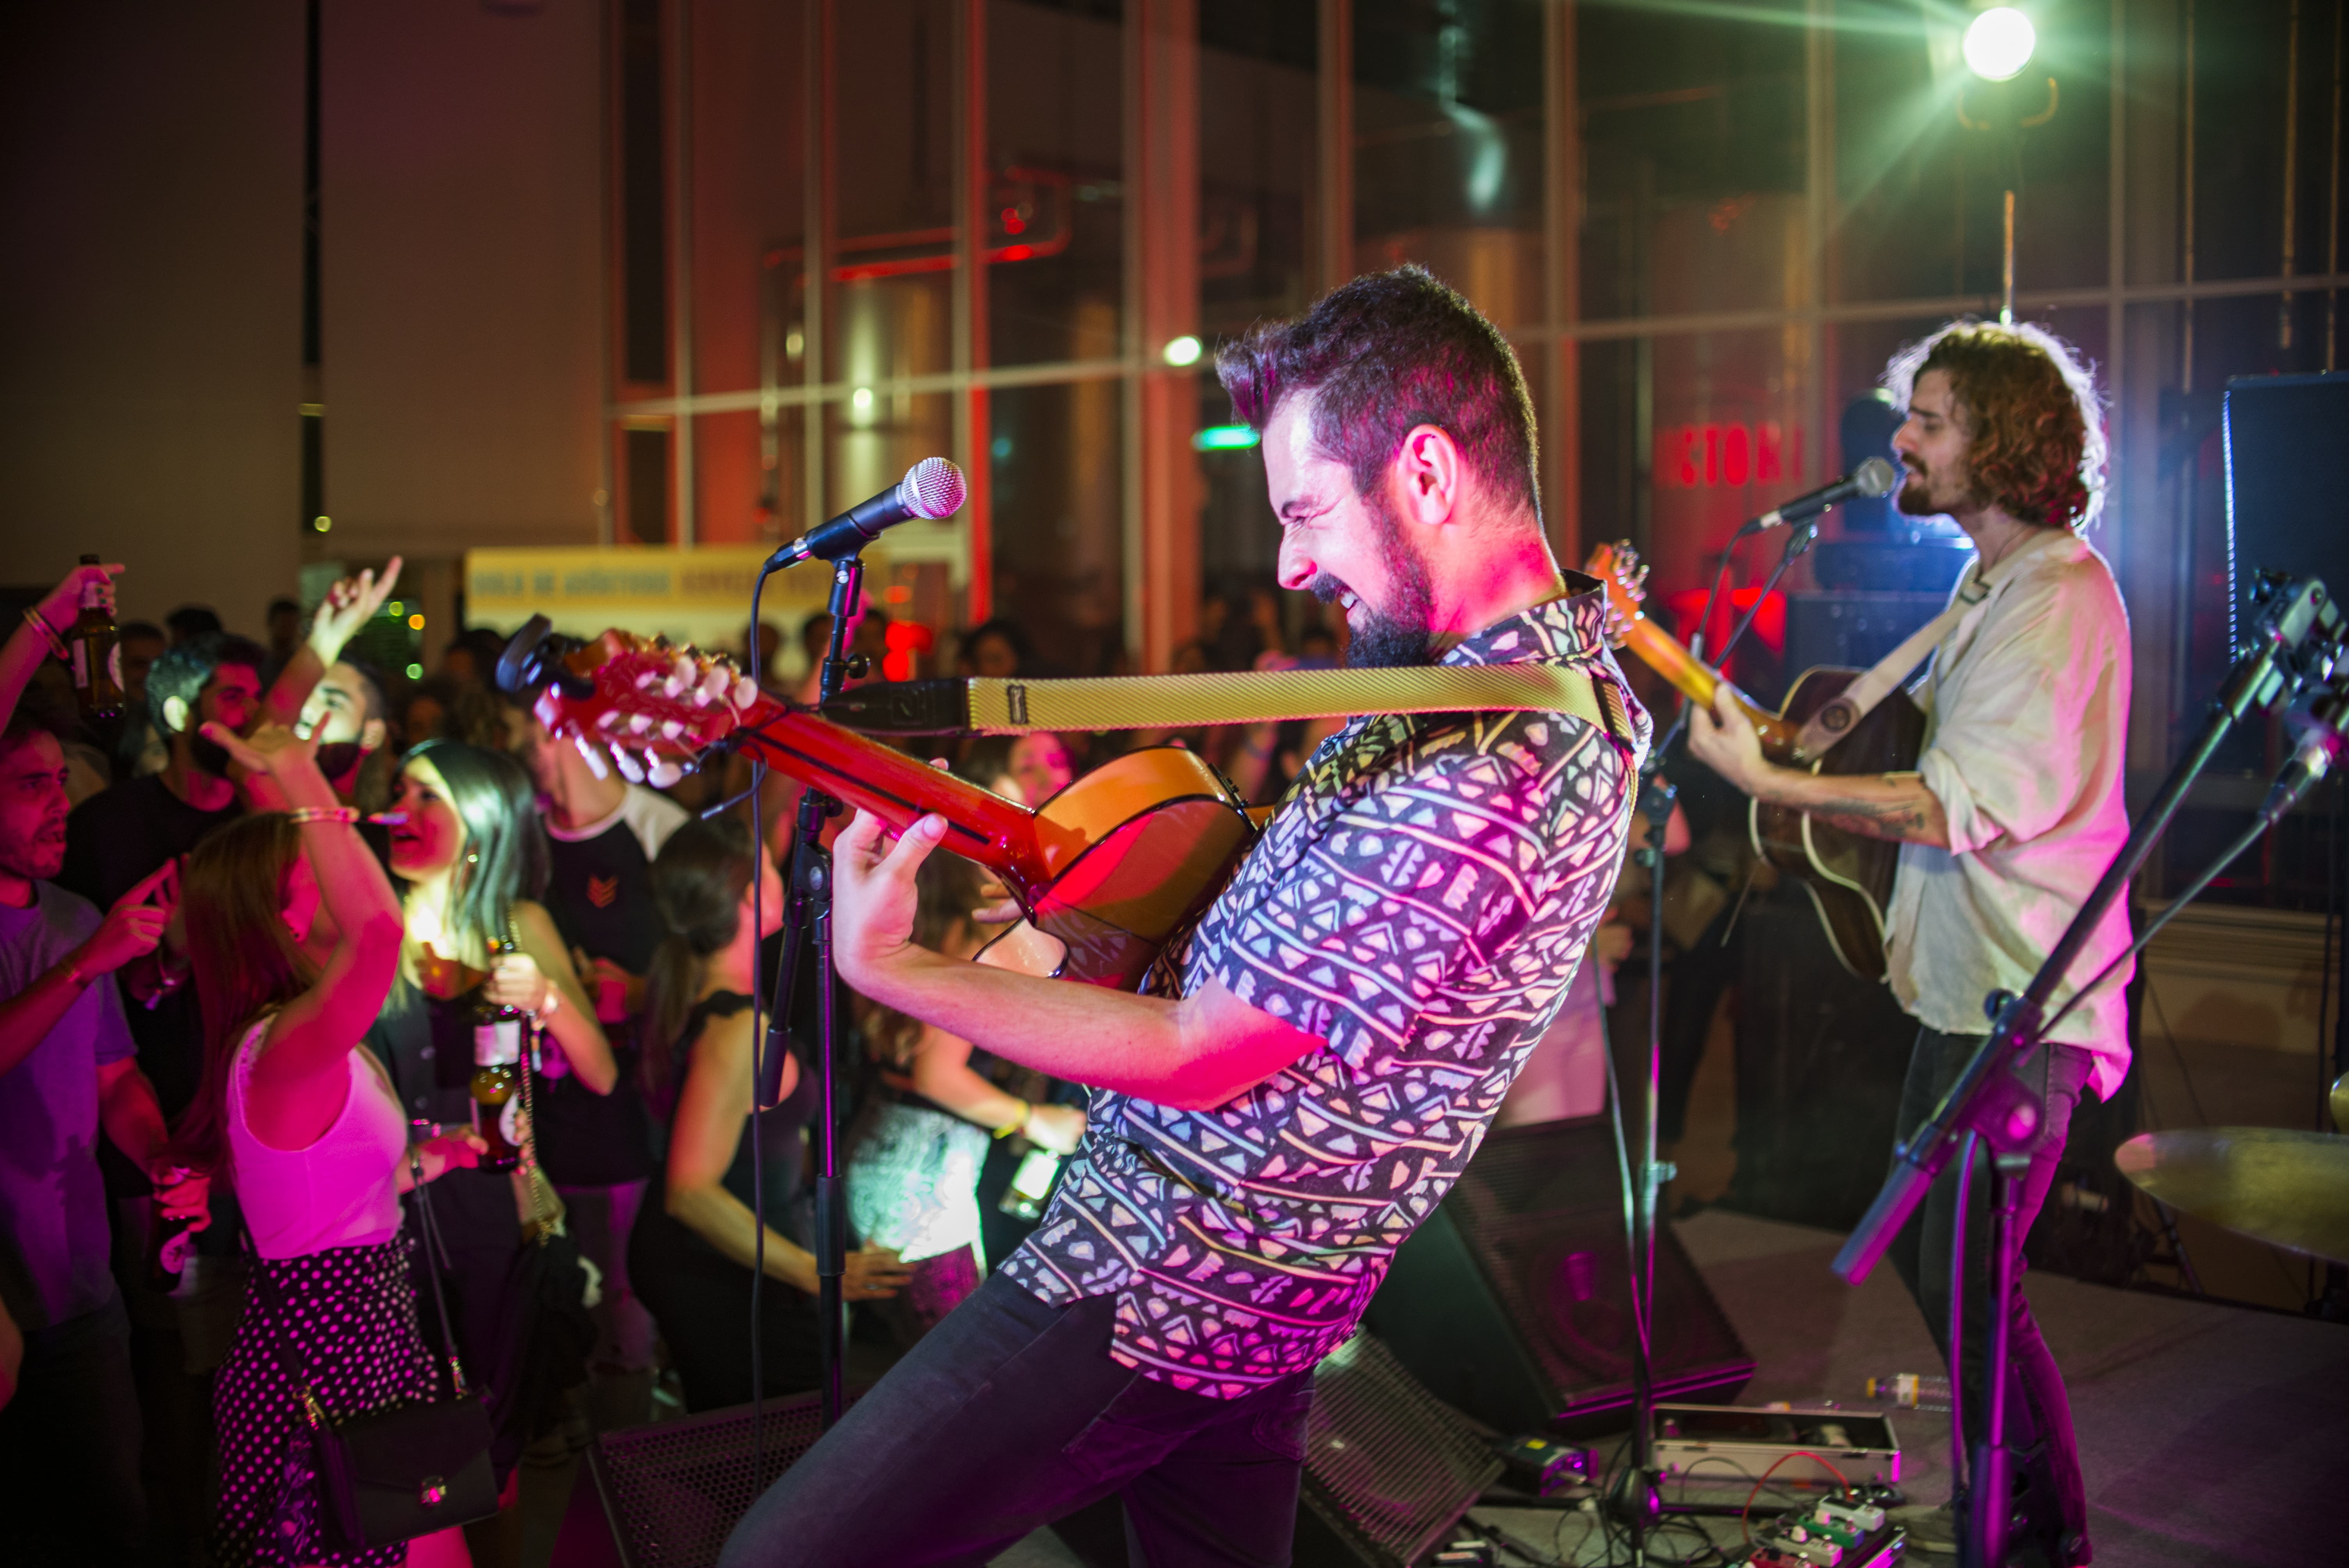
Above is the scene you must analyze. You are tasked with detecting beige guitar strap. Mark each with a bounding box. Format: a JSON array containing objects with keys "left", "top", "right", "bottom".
[
  {"left": 961, "top": 664, "right": 1638, "bottom": 753},
  {"left": 1789, "top": 574, "right": 1990, "bottom": 762}
]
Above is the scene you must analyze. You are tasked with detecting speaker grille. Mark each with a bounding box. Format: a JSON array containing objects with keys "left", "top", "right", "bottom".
[
  {"left": 588, "top": 1393, "right": 853, "bottom": 1568},
  {"left": 1300, "top": 1333, "right": 1503, "bottom": 1568}
]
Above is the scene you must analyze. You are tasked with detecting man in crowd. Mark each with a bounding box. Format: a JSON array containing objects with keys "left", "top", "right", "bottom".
[
  {"left": 506, "top": 699, "right": 686, "bottom": 1431},
  {"left": 298, "top": 654, "right": 396, "bottom": 810},
  {"left": 55, "top": 563, "right": 400, "bottom": 1553},
  {"left": 1689, "top": 321, "right": 2125, "bottom": 1566},
  {"left": 720, "top": 267, "right": 1647, "bottom": 1567},
  {"left": 0, "top": 561, "right": 207, "bottom": 1566}
]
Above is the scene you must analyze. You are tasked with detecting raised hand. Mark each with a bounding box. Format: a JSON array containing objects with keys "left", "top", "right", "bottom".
[
  {"left": 71, "top": 861, "right": 177, "bottom": 978},
  {"left": 308, "top": 557, "right": 404, "bottom": 665},
  {"left": 32, "top": 560, "right": 123, "bottom": 638},
  {"left": 200, "top": 720, "right": 316, "bottom": 779},
  {"left": 485, "top": 950, "right": 552, "bottom": 1016},
  {"left": 831, "top": 810, "right": 947, "bottom": 991}
]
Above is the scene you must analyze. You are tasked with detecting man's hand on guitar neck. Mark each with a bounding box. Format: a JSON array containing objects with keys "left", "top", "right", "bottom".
[
  {"left": 1688, "top": 688, "right": 1952, "bottom": 848},
  {"left": 831, "top": 809, "right": 1328, "bottom": 1110}
]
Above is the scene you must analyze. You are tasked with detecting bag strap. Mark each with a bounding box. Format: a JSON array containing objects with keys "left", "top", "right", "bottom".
[
  {"left": 406, "top": 1151, "right": 472, "bottom": 1399},
  {"left": 1787, "top": 575, "right": 1991, "bottom": 761},
  {"left": 238, "top": 1225, "right": 336, "bottom": 1430}
]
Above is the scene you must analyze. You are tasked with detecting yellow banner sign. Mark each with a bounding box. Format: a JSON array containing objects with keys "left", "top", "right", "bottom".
[{"left": 463, "top": 545, "right": 879, "bottom": 649}]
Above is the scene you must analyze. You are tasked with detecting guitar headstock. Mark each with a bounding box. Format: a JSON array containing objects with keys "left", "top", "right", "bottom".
[
  {"left": 1582, "top": 540, "right": 1651, "bottom": 649},
  {"left": 507, "top": 620, "right": 763, "bottom": 789}
]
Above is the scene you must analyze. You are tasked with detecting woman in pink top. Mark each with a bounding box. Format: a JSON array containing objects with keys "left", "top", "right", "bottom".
[{"left": 171, "top": 724, "right": 484, "bottom": 1568}]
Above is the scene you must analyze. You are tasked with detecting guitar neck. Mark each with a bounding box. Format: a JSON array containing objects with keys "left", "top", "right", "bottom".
[
  {"left": 1616, "top": 618, "right": 1800, "bottom": 757},
  {"left": 731, "top": 697, "right": 1051, "bottom": 898}
]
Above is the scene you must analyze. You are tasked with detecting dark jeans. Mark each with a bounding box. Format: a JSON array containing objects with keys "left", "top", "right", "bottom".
[
  {"left": 718, "top": 1270, "right": 1316, "bottom": 1568},
  {"left": 0, "top": 1292, "right": 150, "bottom": 1566},
  {"left": 1887, "top": 1027, "right": 2093, "bottom": 1562}
]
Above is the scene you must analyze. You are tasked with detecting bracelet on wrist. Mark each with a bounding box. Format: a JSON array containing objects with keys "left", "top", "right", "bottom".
[
  {"left": 993, "top": 1099, "right": 1032, "bottom": 1139},
  {"left": 20, "top": 608, "right": 70, "bottom": 662},
  {"left": 285, "top": 805, "right": 360, "bottom": 826}
]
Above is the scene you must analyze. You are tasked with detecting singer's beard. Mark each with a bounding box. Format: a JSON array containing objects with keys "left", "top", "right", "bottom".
[
  {"left": 1895, "top": 457, "right": 1979, "bottom": 518},
  {"left": 1311, "top": 495, "right": 1437, "bottom": 670}
]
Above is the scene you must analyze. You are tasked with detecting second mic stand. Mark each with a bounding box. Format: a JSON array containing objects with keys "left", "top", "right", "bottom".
[
  {"left": 763, "top": 552, "right": 869, "bottom": 1429},
  {"left": 1832, "top": 572, "right": 2344, "bottom": 1566}
]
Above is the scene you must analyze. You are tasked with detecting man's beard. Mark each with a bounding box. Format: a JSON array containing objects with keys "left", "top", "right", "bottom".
[
  {"left": 188, "top": 731, "right": 235, "bottom": 780},
  {"left": 1895, "top": 457, "right": 1975, "bottom": 518},
  {"left": 1311, "top": 494, "right": 1438, "bottom": 670}
]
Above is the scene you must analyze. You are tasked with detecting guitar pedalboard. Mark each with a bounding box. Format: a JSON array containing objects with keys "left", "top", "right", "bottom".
[{"left": 1731, "top": 1494, "right": 1905, "bottom": 1566}]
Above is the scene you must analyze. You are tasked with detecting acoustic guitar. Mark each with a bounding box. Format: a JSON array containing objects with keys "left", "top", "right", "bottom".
[
  {"left": 1583, "top": 543, "right": 1925, "bottom": 980},
  {"left": 499, "top": 616, "right": 1257, "bottom": 992}
]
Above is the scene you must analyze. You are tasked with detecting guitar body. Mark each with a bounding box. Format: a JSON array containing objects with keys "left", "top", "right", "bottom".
[{"left": 1750, "top": 668, "right": 1927, "bottom": 980}]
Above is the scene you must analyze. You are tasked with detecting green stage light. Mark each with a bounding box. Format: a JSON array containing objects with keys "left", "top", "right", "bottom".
[
  {"left": 1191, "top": 424, "right": 1261, "bottom": 452},
  {"left": 1963, "top": 7, "right": 2035, "bottom": 82}
]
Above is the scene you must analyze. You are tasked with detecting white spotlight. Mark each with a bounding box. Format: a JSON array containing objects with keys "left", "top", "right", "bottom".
[
  {"left": 1962, "top": 7, "right": 2036, "bottom": 83},
  {"left": 1161, "top": 335, "right": 1203, "bottom": 368}
]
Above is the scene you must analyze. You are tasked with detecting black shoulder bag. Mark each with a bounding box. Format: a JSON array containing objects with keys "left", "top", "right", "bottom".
[{"left": 247, "top": 1159, "right": 500, "bottom": 1548}]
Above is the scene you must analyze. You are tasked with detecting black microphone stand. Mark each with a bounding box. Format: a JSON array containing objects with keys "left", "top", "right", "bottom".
[
  {"left": 1832, "top": 572, "right": 2345, "bottom": 1567},
  {"left": 759, "top": 552, "right": 869, "bottom": 1430}
]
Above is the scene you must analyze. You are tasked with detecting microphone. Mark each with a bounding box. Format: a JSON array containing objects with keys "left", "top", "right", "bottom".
[
  {"left": 1743, "top": 456, "right": 1900, "bottom": 533},
  {"left": 765, "top": 458, "right": 966, "bottom": 570},
  {"left": 2261, "top": 688, "right": 2349, "bottom": 822}
]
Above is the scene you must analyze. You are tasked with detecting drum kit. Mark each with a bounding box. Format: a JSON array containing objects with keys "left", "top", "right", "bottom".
[{"left": 2113, "top": 1072, "right": 2349, "bottom": 1267}]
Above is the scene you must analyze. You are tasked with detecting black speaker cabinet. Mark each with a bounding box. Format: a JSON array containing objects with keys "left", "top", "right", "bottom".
[
  {"left": 588, "top": 1390, "right": 857, "bottom": 1568},
  {"left": 1292, "top": 1332, "right": 1505, "bottom": 1568},
  {"left": 1363, "top": 1119, "right": 1753, "bottom": 1438}
]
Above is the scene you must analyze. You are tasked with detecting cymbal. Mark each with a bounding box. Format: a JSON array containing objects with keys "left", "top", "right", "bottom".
[{"left": 2115, "top": 1128, "right": 2349, "bottom": 1265}]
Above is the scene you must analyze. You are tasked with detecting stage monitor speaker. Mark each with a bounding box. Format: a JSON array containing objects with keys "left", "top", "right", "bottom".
[
  {"left": 587, "top": 1390, "right": 858, "bottom": 1568},
  {"left": 2224, "top": 371, "right": 2349, "bottom": 638},
  {"left": 1783, "top": 589, "right": 1955, "bottom": 677},
  {"left": 1293, "top": 1332, "right": 1506, "bottom": 1568},
  {"left": 1728, "top": 882, "right": 1910, "bottom": 1231},
  {"left": 1363, "top": 1118, "right": 1753, "bottom": 1438}
]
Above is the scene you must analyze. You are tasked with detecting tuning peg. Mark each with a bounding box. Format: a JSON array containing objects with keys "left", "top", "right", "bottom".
[
  {"left": 571, "top": 734, "right": 611, "bottom": 780},
  {"left": 628, "top": 713, "right": 654, "bottom": 734},
  {"left": 729, "top": 674, "right": 757, "bottom": 710},
  {"left": 610, "top": 747, "right": 646, "bottom": 784},
  {"left": 595, "top": 710, "right": 621, "bottom": 730},
  {"left": 659, "top": 719, "right": 684, "bottom": 741},
  {"left": 647, "top": 757, "right": 684, "bottom": 789},
  {"left": 697, "top": 666, "right": 732, "bottom": 705}
]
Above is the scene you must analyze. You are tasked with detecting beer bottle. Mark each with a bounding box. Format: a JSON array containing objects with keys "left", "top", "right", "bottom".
[
  {"left": 150, "top": 1165, "right": 199, "bottom": 1290},
  {"left": 470, "top": 939, "right": 528, "bottom": 1172},
  {"left": 68, "top": 553, "right": 123, "bottom": 720}
]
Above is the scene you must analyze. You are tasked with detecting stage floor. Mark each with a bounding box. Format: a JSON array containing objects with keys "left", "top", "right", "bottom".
[{"left": 987, "top": 1208, "right": 2349, "bottom": 1567}]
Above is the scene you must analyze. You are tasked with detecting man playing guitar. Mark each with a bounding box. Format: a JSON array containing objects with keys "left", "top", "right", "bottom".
[
  {"left": 1688, "top": 322, "right": 2128, "bottom": 1567},
  {"left": 719, "top": 267, "right": 1647, "bottom": 1567}
]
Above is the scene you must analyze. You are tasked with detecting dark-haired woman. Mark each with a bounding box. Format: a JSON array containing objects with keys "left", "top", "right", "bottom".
[
  {"left": 175, "top": 722, "right": 484, "bottom": 1568},
  {"left": 629, "top": 814, "right": 912, "bottom": 1413},
  {"left": 366, "top": 741, "right": 615, "bottom": 1507},
  {"left": 846, "top": 851, "right": 1084, "bottom": 1344}
]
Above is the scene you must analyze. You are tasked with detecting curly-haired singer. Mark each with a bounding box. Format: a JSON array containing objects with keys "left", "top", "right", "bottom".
[{"left": 1690, "top": 320, "right": 2124, "bottom": 1567}]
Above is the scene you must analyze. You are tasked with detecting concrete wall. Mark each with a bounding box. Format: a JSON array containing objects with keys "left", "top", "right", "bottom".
[{"left": 0, "top": 3, "right": 305, "bottom": 631}]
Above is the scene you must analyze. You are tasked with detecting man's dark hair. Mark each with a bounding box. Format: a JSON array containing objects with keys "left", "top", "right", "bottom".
[
  {"left": 339, "top": 655, "right": 390, "bottom": 722},
  {"left": 1217, "top": 265, "right": 1541, "bottom": 522},
  {"left": 0, "top": 692, "right": 68, "bottom": 761},
  {"left": 148, "top": 631, "right": 267, "bottom": 736},
  {"left": 267, "top": 596, "right": 299, "bottom": 619},
  {"left": 1884, "top": 319, "right": 2106, "bottom": 531},
  {"left": 165, "top": 605, "right": 224, "bottom": 643}
]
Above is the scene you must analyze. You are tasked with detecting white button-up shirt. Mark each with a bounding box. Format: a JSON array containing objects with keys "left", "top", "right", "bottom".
[{"left": 1885, "top": 524, "right": 2134, "bottom": 1100}]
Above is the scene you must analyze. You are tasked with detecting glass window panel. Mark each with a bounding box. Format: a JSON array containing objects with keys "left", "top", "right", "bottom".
[
  {"left": 828, "top": 0, "right": 957, "bottom": 385},
  {"left": 690, "top": 0, "right": 807, "bottom": 397},
  {"left": 692, "top": 406, "right": 804, "bottom": 545},
  {"left": 1353, "top": 0, "right": 1545, "bottom": 331},
  {"left": 1198, "top": 1, "right": 1317, "bottom": 339},
  {"left": 1576, "top": 4, "right": 1803, "bottom": 324},
  {"left": 989, "top": 379, "right": 1125, "bottom": 674},
  {"left": 826, "top": 384, "right": 953, "bottom": 516},
  {"left": 987, "top": 0, "right": 1127, "bottom": 368}
]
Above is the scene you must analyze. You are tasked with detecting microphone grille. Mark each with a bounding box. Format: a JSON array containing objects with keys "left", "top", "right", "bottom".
[
  {"left": 899, "top": 457, "right": 968, "bottom": 520},
  {"left": 1855, "top": 456, "right": 1900, "bottom": 498}
]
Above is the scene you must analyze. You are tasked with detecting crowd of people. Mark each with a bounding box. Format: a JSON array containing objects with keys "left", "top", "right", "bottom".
[{"left": 4, "top": 550, "right": 1551, "bottom": 1568}]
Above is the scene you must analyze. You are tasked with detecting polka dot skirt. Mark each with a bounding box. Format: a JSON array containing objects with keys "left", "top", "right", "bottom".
[{"left": 212, "top": 1237, "right": 443, "bottom": 1568}]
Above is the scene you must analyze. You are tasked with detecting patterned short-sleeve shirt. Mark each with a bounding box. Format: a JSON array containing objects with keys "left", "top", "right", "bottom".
[{"left": 999, "top": 582, "right": 1649, "bottom": 1397}]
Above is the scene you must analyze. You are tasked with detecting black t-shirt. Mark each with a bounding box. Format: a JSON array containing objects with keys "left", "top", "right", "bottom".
[
  {"left": 58, "top": 774, "right": 242, "bottom": 1197},
  {"left": 532, "top": 792, "right": 679, "bottom": 1187}
]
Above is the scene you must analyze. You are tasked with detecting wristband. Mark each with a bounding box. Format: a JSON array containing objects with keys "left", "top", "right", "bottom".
[
  {"left": 20, "top": 608, "right": 69, "bottom": 661},
  {"left": 285, "top": 805, "right": 360, "bottom": 826},
  {"left": 534, "top": 987, "right": 562, "bottom": 1026},
  {"left": 993, "top": 1099, "right": 1032, "bottom": 1139}
]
